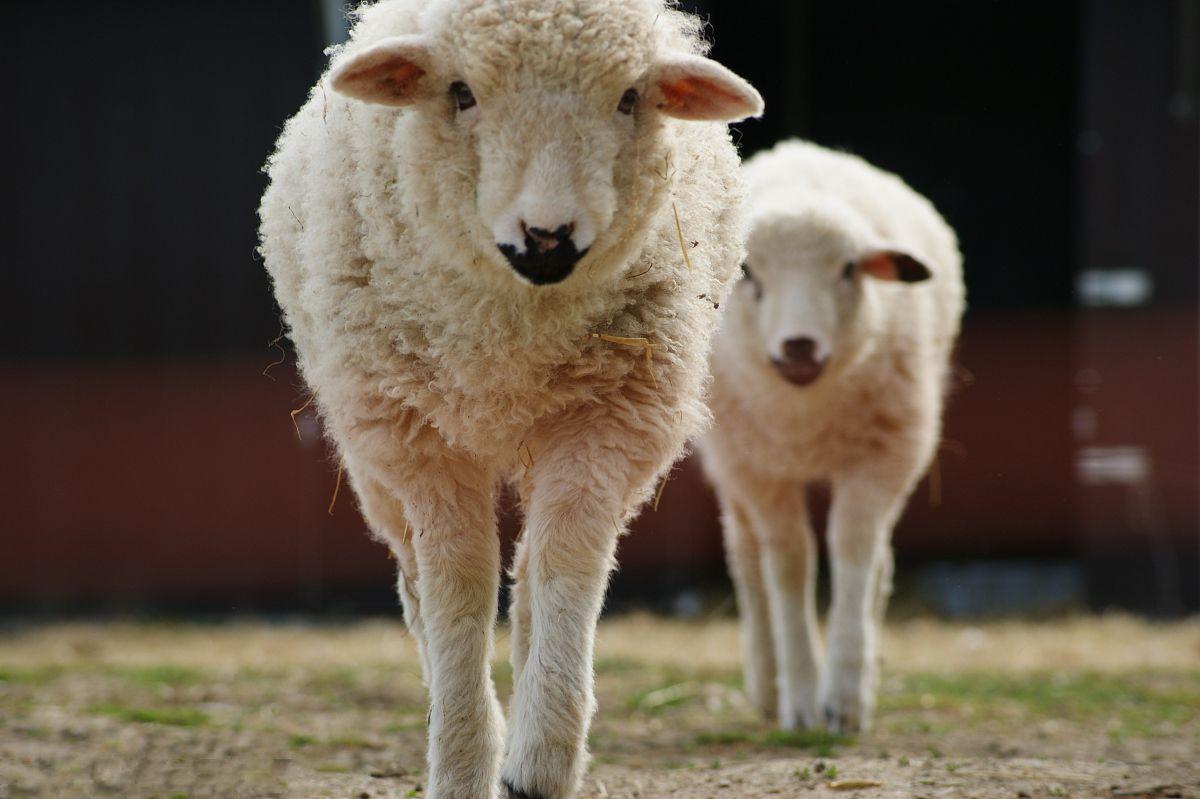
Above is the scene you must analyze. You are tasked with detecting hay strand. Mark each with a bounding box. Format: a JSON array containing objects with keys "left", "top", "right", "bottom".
[
  {"left": 517, "top": 440, "right": 534, "bottom": 471},
  {"left": 671, "top": 201, "right": 693, "bottom": 271},
  {"left": 327, "top": 456, "right": 344, "bottom": 516},
  {"left": 652, "top": 472, "right": 669, "bottom": 512},
  {"left": 289, "top": 394, "right": 315, "bottom": 440},
  {"left": 584, "top": 333, "right": 658, "bottom": 389},
  {"left": 262, "top": 331, "right": 287, "bottom": 380}
]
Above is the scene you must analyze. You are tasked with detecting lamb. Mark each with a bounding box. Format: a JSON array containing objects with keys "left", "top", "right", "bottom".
[
  {"left": 699, "top": 139, "right": 965, "bottom": 734},
  {"left": 257, "top": 1, "right": 762, "bottom": 796}
]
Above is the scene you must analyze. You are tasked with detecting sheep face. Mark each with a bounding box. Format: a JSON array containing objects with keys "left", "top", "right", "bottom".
[
  {"left": 735, "top": 208, "right": 932, "bottom": 387},
  {"left": 329, "top": 0, "right": 762, "bottom": 288}
]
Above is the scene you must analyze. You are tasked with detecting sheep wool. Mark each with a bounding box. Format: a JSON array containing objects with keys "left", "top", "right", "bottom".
[
  {"left": 258, "top": 1, "right": 762, "bottom": 797},
  {"left": 701, "top": 139, "right": 965, "bottom": 735}
]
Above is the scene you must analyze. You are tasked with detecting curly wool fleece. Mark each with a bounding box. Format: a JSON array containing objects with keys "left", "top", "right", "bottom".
[
  {"left": 258, "top": 1, "right": 761, "bottom": 797},
  {"left": 260, "top": 0, "right": 753, "bottom": 465}
]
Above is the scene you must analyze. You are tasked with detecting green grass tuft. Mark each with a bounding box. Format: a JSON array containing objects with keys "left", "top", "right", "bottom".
[
  {"left": 0, "top": 665, "right": 65, "bottom": 685},
  {"left": 692, "top": 727, "right": 850, "bottom": 756},
  {"left": 314, "top": 763, "right": 352, "bottom": 774},
  {"left": 90, "top": 704, "right": 209, "bottom": 727},
  {"left": 881, "top": 671, "right": 1200, "bottom": 737},
  {"left": 112, "top": 665, "right": 205, "bottom": 687}
]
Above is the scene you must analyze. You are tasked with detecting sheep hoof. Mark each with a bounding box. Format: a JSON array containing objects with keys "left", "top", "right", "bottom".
[{"left": 502, "top": 779, "right": 547, "bottom": 799}]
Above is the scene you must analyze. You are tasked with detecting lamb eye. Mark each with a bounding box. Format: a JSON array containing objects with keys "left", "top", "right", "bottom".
[
  {"left": 450, "top": 81, "right": 476, "bottom": 111},
  {"left": 617, "top": 87, "right": 638, "bottom": 115},
  {"left": 741, "top": 262, "right": 763, "bottom": 300},
  {"left": 841, "top": 260, "right": 857, "bottom": 280}
]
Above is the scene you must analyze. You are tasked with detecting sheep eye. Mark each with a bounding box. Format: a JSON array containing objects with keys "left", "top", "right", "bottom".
[
  {"left": 841, "top": 260, "right": 857, "bottom": 280},
  {"left": 617, "top": 87, "right": 638, "bottom": 115},
  {"left": 450, "top": 81, "right": 476, "bottom": 111},
  {"left": 741, "top": 262, "right": 763, "bottom": 300}
]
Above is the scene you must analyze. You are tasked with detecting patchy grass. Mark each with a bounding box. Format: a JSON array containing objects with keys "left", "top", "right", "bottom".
[
  {"left": 761, "top": 728, "right": 849, "bottom": 755},
  {"left": 880, "top": 670, "right": 1200, "bottom": 735},
  {"left": 110, "top": 664, "right": 205, "bottom": 687},
  {"left": 89, "top": 703, "right": 210, "bottom": 727},
  {"left": 0, "top": 663, "right": 205, "bottom": 687},
  {"left": 0, "top": 665, "right": 65, "bottom": 685},
  {"left": 2, "top": 616, "right": 1197, "bottom": 797},
  {"left": 313, "top": 763, "right": 352, "bottom": 774},
  {"left": 694, "top": 728, "right": 851, "bottom": 756}
]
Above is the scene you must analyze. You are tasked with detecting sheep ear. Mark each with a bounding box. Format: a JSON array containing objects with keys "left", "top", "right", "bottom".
[
  {"left": 859, "top": 250, "right": 933, "bottom": 283},
  {"left": 647, "top": 54, "right": 763, "bottom": 122},
  {"left": 329, "top": 36, "right": 433, "bottom": 106}
]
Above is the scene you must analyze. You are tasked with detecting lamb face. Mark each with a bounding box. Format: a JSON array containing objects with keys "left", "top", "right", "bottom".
[
  {"left": 329, "top": 0, "right": 761, "bottom": 287},
  {"left": 734, "top": 207, "right": 933, "bottom": 387}
]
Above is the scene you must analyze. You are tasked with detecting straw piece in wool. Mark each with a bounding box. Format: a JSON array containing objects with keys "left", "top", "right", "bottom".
[
  {"left": 583, "top": 333, "right": 659, "bottom": 389},
  {"left": 327, "top": 456, "right": 344, "bottom": 516},
  {"left": 290, "top": 394, "right": 315, "bottom": 440}
]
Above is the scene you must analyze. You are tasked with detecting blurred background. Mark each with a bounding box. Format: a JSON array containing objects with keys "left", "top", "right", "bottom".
[{"left": 3, "top": 0, "right": 1197, "bottom": 617}]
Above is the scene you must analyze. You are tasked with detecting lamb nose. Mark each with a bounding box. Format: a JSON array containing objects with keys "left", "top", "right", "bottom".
[
  {"left": 523, "top": 222, "right": 575, "bottom": 253},
  {"left": 782, "top": 337, "right": 819, "bottom": 365}
]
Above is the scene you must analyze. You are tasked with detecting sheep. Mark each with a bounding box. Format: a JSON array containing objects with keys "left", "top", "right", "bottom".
[
  {"left": 257, "top": 1, "right": 762, "bottom": 796},
  {"left": 699, "top": 139, "right": 965, "bottom": 734}
]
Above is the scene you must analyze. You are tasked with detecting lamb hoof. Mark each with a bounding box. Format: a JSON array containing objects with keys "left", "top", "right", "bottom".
[
  {"left": 823, "top": 704, "right": 866, "bottom": 735},
  {"left": 503, "top": 779, "right": 547, "bottom": 799}
]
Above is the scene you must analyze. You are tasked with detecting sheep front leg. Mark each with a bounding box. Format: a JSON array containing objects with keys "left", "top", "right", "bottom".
[
  {"left": 716, "top": 488, "right": 778, "bottom": 718},
  {"left": 501, "top": 413, "right": 670, "bottom": 799},
  {"left": 501, "top": 487, "right": 618, "bottom": 799},
  {"left": 507, "top": 532, "right": 532, "bottom": 684},
  {"left": 820, "top": 471, "right": 909, "bottom": 733},
  {"left": 354, "top": 473, "right": 431, "bottom": 680},
  {"left": 750, "top": 482, "right": 822, "bottom": 730},
  {"left": 402, "top": 463, "right": 505, "bottom": 799}
]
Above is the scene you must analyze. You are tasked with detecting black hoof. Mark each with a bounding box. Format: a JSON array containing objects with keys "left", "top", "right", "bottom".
[{"left": 502, "top": 779, "right": 547, "bottom": 799}]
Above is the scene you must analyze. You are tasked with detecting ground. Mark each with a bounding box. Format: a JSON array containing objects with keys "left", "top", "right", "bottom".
[{"left": 1, "top": 615, "right": 1197, "bottom": 799}]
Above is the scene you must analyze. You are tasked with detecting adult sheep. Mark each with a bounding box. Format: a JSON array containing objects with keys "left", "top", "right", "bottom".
[
  {"left": 258, "top": 1, "right": 762, "bottom": 797},
  {"left": 700, "top": 140, "right": 965, "bottom": 734}
]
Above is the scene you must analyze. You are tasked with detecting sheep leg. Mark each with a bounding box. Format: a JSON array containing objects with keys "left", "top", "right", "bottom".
[
  {"left": 501, "top": 410, "right": 672, "bottom": 799},
  {"left": 820, "top": 471, "right": 908, "bottom": 734},
  {"left": 872, "top": 544, "right": 895, "bottom": 628},
  {"left": 716, "top": 488, "right": 778, "bottom": 718},
  {"left": 384, "top": 456, "right": 504, "bottom": 799},
  {"left": 501, "top": 487, "right": 618, "bottom": 799},
  {"left": 354, "top": 473, "right": 431, "bottom": 681},
  {"left": 507, "top": 531, "right": 532, "bottom": 685},
  {"left": 751, "top": 481, "right": 822, "bottom": 730}
]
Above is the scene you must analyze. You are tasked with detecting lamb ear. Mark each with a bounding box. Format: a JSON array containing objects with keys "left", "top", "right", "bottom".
[
  {"left": 647, "top": 53, "right": 764, "bottom": 122},
  {"left": 860, "top": 250, "right": 933, "bottom": 283},
  {"left": 328, "top": 35, "right": 433, "bottom": 106}
]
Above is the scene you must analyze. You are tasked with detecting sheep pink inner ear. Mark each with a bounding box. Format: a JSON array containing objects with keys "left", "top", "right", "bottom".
[
  {"left": 649, "top": 55, "right": 764, "bottom": 122},
  {"left": 329, "top": 36, "right": 431, "bottom": 107},
  {"left": 860, "top": 251, "right": 933, "bottom": 283}
]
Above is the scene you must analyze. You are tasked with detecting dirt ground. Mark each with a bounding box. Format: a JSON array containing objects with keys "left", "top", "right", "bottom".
[{"left": 1, "top": 614, "right": 1198, "bottom": 799}]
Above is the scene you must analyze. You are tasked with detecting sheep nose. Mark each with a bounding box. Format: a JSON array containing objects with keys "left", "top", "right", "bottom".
[
  {"left": 782, "top": 337, "right": 818, "bottom": 363},
  {"left": 498, "top": 220, "right": 588, "bottom": 286},
  {"left": 771, "top": 337, "right": 826, "bottom": 386},
  {"left": 524, "top": 222, "right": 574, "bottom": 253}
]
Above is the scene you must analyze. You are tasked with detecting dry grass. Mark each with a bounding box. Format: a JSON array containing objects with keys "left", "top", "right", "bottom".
[
  {"left": 2, "top": 613, "right": 1196, "bottom": 673},
  {"left": 2, "top": 615, "right": 1198, "bottom": 798}
]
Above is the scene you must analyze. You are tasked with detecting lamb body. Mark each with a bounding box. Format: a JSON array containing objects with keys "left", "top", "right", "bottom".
[
  {"left": 700, "top": 139, "right": 965, "bottom": 733},
  {"left": 259, "top": 2, "right": 761, "bottom": 797}
]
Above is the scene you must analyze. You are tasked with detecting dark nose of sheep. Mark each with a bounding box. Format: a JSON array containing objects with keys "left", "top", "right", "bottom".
[
  {"left": 498, "top": 222, "right": 587, "bottom": 285},
  {"left": 771, "top": 336, "right": 827, "bottom": 386}
]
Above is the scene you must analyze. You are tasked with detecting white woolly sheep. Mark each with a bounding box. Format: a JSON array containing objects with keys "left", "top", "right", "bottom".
[
  {"left": 699, "top": 139, "right": 965, "bottom": 734},
  {"left": 257, "top": 1, "right": 762, "bottom": 797}
]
